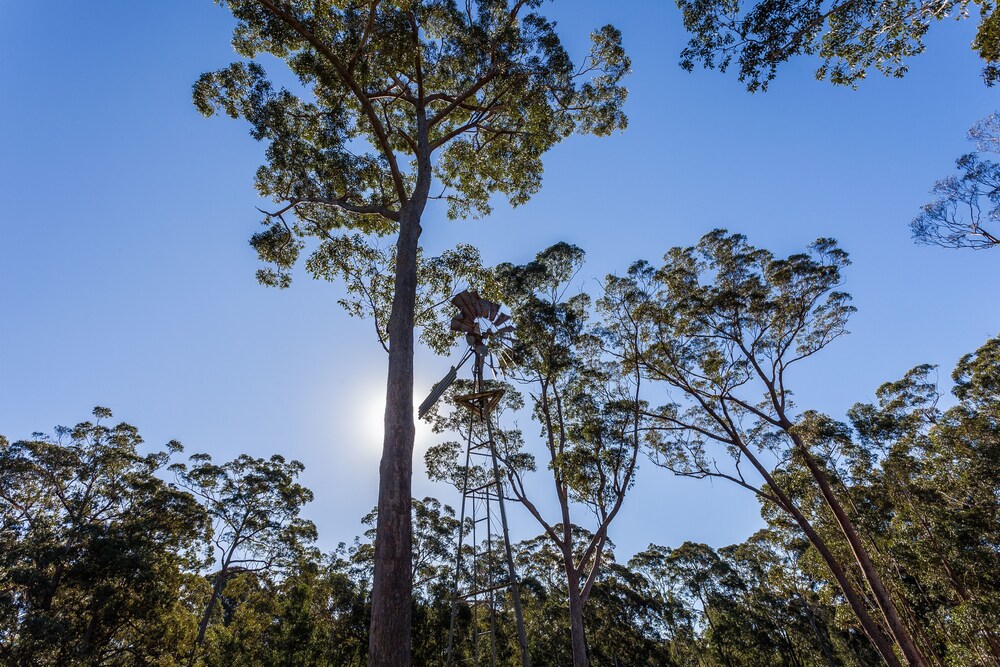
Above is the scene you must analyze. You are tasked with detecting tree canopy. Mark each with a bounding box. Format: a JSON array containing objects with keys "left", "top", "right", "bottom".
[{"left": 675, "top": 0, "right": 1000, "bottom": 90}]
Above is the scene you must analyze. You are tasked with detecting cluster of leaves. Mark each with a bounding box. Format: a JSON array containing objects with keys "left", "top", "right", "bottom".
[{"left": 676, "top": 0, "right": 1000, "bottom": 90}]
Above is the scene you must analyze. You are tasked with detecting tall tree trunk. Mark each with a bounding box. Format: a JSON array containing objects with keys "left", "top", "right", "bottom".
[
  {"left": 733, "top": 440, "right": 904, "bottom": 667},
  {"left": 792, "top": 437, "right": 928, "bottom": 667},
  {"left": 367, "top": 204, "right": 421, "bottom": 667},
  {"left": 565, "top": 562, "right": 589, "bottom": 667},
  {"left": 367, "top": 116, "right": 431, "bottom": 667}
]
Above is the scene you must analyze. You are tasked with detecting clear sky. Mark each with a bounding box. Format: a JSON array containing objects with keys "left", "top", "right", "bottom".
[{"left": 1, "top": 2, "right": 996, "bottom": 559}]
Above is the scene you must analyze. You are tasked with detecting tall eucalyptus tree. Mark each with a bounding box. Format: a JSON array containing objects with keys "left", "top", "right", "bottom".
[
  {"left": 427, "top": 244, "right": 643, "bottom": 667},
  {"left": 599, "top": 231, "right": 926, "bottom": 666},
  {"left": 194, "top": 3, "right": 628, "bottom": 664}
]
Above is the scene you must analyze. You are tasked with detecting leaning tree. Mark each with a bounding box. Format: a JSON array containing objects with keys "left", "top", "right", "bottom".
[
  {"left": 599, "top": 231, "right": 928, "bottom": 666},
  {"left": 194, "top": 2, "right": 629, "bottom": 664}
]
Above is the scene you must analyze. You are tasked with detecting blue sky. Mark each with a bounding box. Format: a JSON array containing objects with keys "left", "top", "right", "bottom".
[{"left": 1, "top": 2, "right": 996, "bottom": 558}]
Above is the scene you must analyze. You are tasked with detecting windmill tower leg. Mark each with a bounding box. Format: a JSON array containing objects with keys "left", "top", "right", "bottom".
[{"left": 444, "top": 347, "right": 531, "bottom": 667}]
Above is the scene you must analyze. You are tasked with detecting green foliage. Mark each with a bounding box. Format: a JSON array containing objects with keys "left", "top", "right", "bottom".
[
  {"left": 2, "top": 337, "right": 998, "bottom": 666},
  {"left": 427, "top": 243, "right": 645, "bottom": 666},
  {"left": 913, "top": 112, "right": 1000, "bottom": 249},
  {"left": 0, "top": 408, "right": 207, "bottom": 666},
  {"left": 170, "top": 450, "right": 317, "bottom": 654},
  {"left": 676, "top": 0, "right": 1000, "bottom": 90},
  {"left": 839, "top": 337, "right": 1000, "bottom": 665},
  {"left": 196, "top": 0, "right": 629, "bottom": 287},
  {"left": 171, "top": 452, "right": 317, "bottom": 576},
  {"left": 600, "top": 229, "right": 854, "bottom": 483}
]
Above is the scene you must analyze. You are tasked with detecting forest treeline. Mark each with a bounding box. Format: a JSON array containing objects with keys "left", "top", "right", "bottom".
[{"left": 2, "top": 233, "right": 998, "bottom": 666}]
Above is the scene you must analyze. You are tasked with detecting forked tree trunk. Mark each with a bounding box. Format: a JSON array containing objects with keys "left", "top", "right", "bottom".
[{"left": 367, "top": 117, "right": 431, "bottom": 667}]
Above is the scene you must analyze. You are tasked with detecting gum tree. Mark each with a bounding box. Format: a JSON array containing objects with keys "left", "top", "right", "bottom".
[
  {"left": 599, "top": 231, "right": 927, "bottom": 666},
  {"left": 170, "top": 453, "right": 316, "bottom": 649},
  {"left": 426, "top": 244, "right": 643, "bottom": 667},
  {"left": 0, "top": 409, "right": 207, "bottom": 666},
  {"left": 194, "top": 3, "right": 628, "bottom": 664}
]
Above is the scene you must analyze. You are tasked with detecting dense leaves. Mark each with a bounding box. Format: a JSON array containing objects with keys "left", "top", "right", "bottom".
[
  {"left": 676, "top": 0, "right": 1000, "bottom": 90},
  {"left": 3, "top": 236, "right": 998, "bottom": 665},
  {"left": 0, "top": 409, "right": 207, "bottom": 666},
  {"left": 197, "top": 0, "right": 629, "bottom": 297}
]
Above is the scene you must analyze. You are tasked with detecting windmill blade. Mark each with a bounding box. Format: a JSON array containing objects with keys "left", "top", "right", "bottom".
[{"left": 450, "top": 316, "right": 476, "bottom": 334}]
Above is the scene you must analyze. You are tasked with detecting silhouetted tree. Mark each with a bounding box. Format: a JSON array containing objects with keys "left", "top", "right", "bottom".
[
  {"left": 195, "top": 5, "right": 629, "bottom": 662},
  {"left": 913, "top": 112, "right": 1000, "bottom": 249}
]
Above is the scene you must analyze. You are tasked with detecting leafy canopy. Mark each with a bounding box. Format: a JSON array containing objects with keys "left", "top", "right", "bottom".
[
  {"left": 676, "top": 0, "right": 1000, "bottom": 90},
  {"left": 195, "top": 0, "right": 629, "bottom": 290},
  {"left": 0, "top": 408, "right": 208, "bottom": 665},
  {"left": 600, "top": 230, "right": 854, "bottom": 472}
]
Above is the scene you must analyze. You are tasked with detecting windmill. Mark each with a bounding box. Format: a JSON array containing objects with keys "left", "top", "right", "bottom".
[
  {"left": 418, "top": 290, "right": 530, "bottom": 667},
  {"left": 417, "top": 290, "right": 515, "bottom": 420}
]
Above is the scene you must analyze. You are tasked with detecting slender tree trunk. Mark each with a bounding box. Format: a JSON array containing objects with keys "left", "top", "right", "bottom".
[
  {"left": 196, "top": 568, "right": 227, "bottom": 646},
  {"left": 367, "top": 116, "right": 431, "bottom": 667},
  {"left": 792, "top": 438, "right": 928, "bottom": 667},
  {"left": 565, "top": 562, "right": 589, "bottom": 667},
  {"left": 733, "top": 441, "right": 904, "bottom": 667},
  {"left": 798, "top": 584, "right": 838, "bottom": 667},
  {"left": 696, "top": 588, "right": 734, "bottom": 667},
  {"left": 188, "top": 563, "right": 232, "bottom": 667}
]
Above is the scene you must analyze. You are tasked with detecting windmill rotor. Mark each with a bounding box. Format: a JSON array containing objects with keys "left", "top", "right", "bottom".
[{"left": 449, "top": 290, "right": 515, "bottom": 346}]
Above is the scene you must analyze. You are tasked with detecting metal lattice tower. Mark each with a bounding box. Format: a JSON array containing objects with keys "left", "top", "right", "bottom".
[{"left": 419, "top": 290, "right": 530, "bottom": 667}]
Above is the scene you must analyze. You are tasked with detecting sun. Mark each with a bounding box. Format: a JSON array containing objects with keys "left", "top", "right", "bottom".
[{"left": 356, "top": 388, "right": 386, "bottom": 449}]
